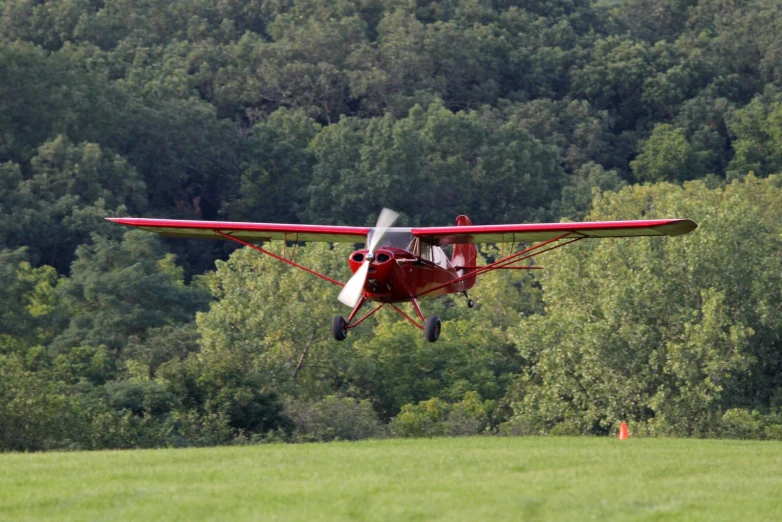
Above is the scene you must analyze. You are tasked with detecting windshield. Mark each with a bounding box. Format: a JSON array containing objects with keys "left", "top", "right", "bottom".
[{"left": 366, "top": 228, "right": 413, "bottom": 250}]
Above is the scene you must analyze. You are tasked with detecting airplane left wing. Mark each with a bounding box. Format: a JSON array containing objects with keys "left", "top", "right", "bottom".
[
  {"left": 106, "top": 218, "right": 370, "bottom": 243},
  {"left": 411, "top": 219, "right": 698, "bottom": 245}
]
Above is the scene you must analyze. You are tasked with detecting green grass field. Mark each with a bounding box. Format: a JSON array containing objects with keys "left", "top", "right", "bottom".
[{"left": 1, "top": 437, "right": 781, "bottom": 521}]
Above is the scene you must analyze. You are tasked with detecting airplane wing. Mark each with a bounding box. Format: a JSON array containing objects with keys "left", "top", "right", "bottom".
[
  {"left": 106, "top": 218, "right": 369, "bottom": 243},
  {"left": 411, "top": 219, "right": 698, "bottom": 245},
  {"left": 109, "top": 217, "right": 698, "bottom": 244}
]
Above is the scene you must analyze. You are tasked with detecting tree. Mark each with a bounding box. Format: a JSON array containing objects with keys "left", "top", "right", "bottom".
[
  {"left": 501, "top": 99, "right": 616, "bottom": 173},
  {"left": 8, "top": 135, "right": 146, "bottom": 272},
  {"left": 0, "top": 40, "right": 136, "bottom": 161},
  {"left": 556, "top": 162, "right": 627, "bottom": 220},
  {"left": 631, "top": 123, "right": 710, "bottom": 183},
  {"left": 615, "top": 0, "right": 695, "bottom": 43},
  {"left": 569, "top": 36, "right": 654, "bottom": 127},
  {"left": 51, "top": 231, "right": 210, "bottom": 357},
  {"left": 0, "top": 248, "right": 59, "bottom": 354},
  {"left": 218, "top": 15, "right": 369, "bottom": 123},
  {"left": 673, "top": 94, "right": 734, "bottom": 178},
  {"left": 226, "top": 108, "right": 320, "bottom": 224},
  {"left": 305, "top": 102, "right": 567, "bottom": 226},
  {"left": 727, "top": 98, "right": 782, "bottom": 179},
  {"left": 196, "top": 242, "right": 360, "bottom": 397},
  {"left": 0, "top": 354, "right": 86, "bottom": 451},
  {"left": 506, "top": 176, "right": 782, "bottom": 435},
  {"left": 475, "top": 115, "right": 567, "bottom": 223}
]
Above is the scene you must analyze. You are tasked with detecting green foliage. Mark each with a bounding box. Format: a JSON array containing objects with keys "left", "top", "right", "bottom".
[
  {"left": 570, "top": 36, "right": 655, "bottom": 125},
  {"left": 0, "top": 41, "right": 126, "bottom": 162},
  {"left": 351, "top": 315, "right": 517, "bottom": 418},
  {"left": 84, "top": 407, "right": 234, "bottom": 450},
  {"left": 227, "top": 108, "right": 320, "bottom": 223},
  {"left": 306, "top": 103, "right": 566, "bottom": 226},
  {"left": 0, "top": 248, "right": 59, "bottom": 353},
  {"left": 52, "top": 231, "right": 210, "bottom": 354},
  {"left": 557, "top": 162, "right": 627, "bottom": 220},
  {"left": 196, "top": 242, "right": 358, "bottom": 397},
  {"left": 503, "top": 99, "right": 616, "bottom": 173},
  {"left": 7, "top": 135, "right": 146, "bottom": 271},
  {"left": 52, "top": 344, "right": 116, "bottom": 385},
  {"left": 3, "top": 0, "right": 782, "bottom": 451},
  {"left": 716, "top": 408, "right": 782, "bottom": 441},
  {"left": 631, "top": 123, "right": 711, "bottom": 182},
  {"left": 506, "top": 176, "right": 782, "bottom": 436},
  {"left": 443, "top": 391, "right": 497, "bottom": 436},
  {"left": 390, "top": 397, "right": 451, "bottom": 438},
  {"left": 390, "top": 392, "right": 496, "bottom": 438},
  {"left": 124, "top": 323, "right": 202, "bottom": 378},
  {"left": 284, "top": 395, "right": 383, "bottom": 442},
  {"left": 101, "top": 379, "right": 179, "bottom": 417},
  {"left": 0, "top": 354, "right": 89, "bottom": 451},
  {"left": 728, "top": 98, "right": 782, "bottom": 179}
]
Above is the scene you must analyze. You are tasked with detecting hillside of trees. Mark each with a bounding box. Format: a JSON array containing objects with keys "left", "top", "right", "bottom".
[{"left": 2, "top": 0, "right": 782, "bottom": 450}]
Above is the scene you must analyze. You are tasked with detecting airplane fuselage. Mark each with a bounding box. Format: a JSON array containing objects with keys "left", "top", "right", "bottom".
[{"left": 348, "top": 247, "right": 471, "bottom": 303}]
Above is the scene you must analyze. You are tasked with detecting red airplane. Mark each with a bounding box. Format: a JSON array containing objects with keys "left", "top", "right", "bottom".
[{"left": 107, "top": 211, "right": 697, "bottom": 342}]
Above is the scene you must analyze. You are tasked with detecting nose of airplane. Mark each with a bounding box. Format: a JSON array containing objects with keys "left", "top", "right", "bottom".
[{"left": 348, "top": 249, "right": 394, "bottom": 287}]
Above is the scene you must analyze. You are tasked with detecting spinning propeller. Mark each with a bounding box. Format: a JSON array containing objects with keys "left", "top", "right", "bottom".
[{"left": 338, "top": 208, "right": 399, "bottom": 307}]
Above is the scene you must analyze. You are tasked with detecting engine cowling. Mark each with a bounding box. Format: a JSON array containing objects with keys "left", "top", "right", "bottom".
[{"left": 348, "top": 249, "right": 395, "bottom": 293}]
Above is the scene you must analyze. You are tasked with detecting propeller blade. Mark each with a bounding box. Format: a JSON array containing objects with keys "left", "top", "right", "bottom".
[
  {"left": 368, "top": 208, "right": 399, "bottom": 254},
  {"left": 338, "top": 260, "right": 370, "bottom": 307},
  {"left": 338, "top": 209, "right": 399, "bottom": 308}
]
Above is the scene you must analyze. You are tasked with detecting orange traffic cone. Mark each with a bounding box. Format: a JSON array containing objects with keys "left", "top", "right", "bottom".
[{"left": 618, "top": 422, "right": 629, "bottom": 440}]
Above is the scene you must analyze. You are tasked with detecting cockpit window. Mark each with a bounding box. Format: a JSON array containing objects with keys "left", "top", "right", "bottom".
[
  {"left": 366, "top": 228, "right": 413, "bottom": 250},
  {"left": 413, "top": 238, "right": 452, "bottom": 269}
]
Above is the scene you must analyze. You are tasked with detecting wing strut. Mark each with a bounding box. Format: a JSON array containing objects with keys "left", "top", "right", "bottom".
[
  {"left": 418, "top": 232, "right": 584, "bottom": 298},
  {"left": 215, "top": 231, "right": 345, "bottom": 287}
]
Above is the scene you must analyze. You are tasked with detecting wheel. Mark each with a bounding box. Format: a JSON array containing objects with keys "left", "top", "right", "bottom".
[
  {"left": 332, "top": 316, "right": 348, "bottom": 341},
  {"left": 424, "top": 316, "right": 441, "bottom": 342},
  {"left": 467, "top": 299, "right": 475, "bottom": 308}
]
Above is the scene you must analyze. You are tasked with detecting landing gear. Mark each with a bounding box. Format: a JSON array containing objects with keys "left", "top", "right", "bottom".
[
  {"left": 462, "top": 291, "right": 475, "bottom": 308},
  {"left": 333, "top": 299, "right": 442, "bottom": 342},
  {"left": 424, "top": 316, "right": 441, "bottom": 342},
  {"left": 332, "top": 315, "right": 348, "bottom": 341}
]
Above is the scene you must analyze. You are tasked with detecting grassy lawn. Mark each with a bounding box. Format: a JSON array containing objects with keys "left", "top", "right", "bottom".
[{"left": 1, "top": 437, "right": 781, "bottom": 521}]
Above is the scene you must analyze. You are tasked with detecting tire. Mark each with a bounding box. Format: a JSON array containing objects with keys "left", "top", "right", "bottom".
[
  {"left": 332, "top": 316, "right": 348, "bottom": 341},
  {"left": 424, "top": 316, "right": 441, "bottom": 342}
]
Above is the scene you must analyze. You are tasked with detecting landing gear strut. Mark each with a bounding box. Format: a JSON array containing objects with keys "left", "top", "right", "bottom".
[
  {"left": 332, "top": 299, "right": 444, "bottom": 342},
  {"left": 462, "top": 291, "right": 475, "bottom": 308}
]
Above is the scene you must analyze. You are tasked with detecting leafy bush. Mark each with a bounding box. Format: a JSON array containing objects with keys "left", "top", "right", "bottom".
[
  {"left": 102, "top": 380, "right": 179, "bottom": 416},
  {"left": 163, "top": 411, "right": 234, "bottom": 447},
  {"left": 0, "top": 354, "right": 90, "bottom": 451},
  {"left": 716, "top": 409, "right": 782, "bottom": 440},
  {"left": 391, "top": 393, "right": 496, "bottom": 438},
  {"left": 390, "top": 398, "right": 450, "bottom": 438},
  {"left": 284, "top": 395, "right": 383, "bottom": 442},
  {"left": 443, "top": 392, "right": 496, "bottom": 436},
  {"left": 718, "top": 409, "right": 763, "bottom": 439}
]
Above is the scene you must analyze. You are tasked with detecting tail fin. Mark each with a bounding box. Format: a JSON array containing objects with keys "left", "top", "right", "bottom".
[{"left": 451, "top": 215, "right": 477, "bottom": 290}]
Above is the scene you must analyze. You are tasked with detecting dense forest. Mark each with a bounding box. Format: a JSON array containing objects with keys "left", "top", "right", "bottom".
[{"left": 2, "top": 0, "right": 782, "bottom": 451}]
